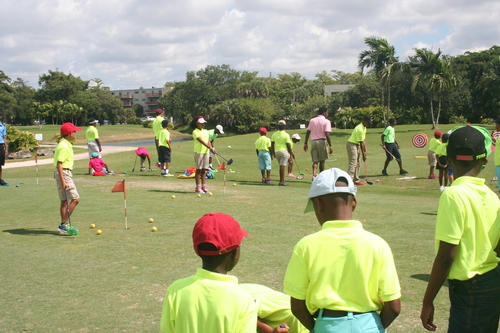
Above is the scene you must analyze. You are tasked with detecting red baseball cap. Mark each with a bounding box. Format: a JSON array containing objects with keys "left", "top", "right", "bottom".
[
  {"left": 156, "top": 109, "right": 163, "bottom": 114},
  {"left": 60, "top": 122, "right": 82, "bottom": 136},
  {"left": 259, "top": 127, "right": 267, "bottom": 133},
  {"left": 434, "top": 130, "right": 442, "bottom": 137},
  {"left": 192, "top": 213, "right": 249, "bottom": 256}
]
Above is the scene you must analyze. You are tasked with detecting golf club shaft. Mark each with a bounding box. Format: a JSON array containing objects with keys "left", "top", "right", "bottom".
[
  {"left": 381, "top": 144, "right": 401, "bottom": 162},
  {"left": 132, "top": 155, "right": 138, "bottom": 172},
  {"left": 215, "top": 152, "right": 230, "bottom": 163},
  {"left": 293, "top": 157, "right": 305, "bottom": 175}
]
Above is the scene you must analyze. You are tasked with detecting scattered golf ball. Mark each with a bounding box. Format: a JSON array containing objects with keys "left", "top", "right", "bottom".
[
  {"left": 90, "top": 223, "right": 96, "bottom": 229},
  {"left": 305, "top": 168, "right": 309, "bottom": 171},
  {"left": 96, "top": 230, "right": 102, "bottom": 235},
  {"left": 375, "top": 179, "right": 380, "bottom": 183},
  {"left": 197, "top": 194, "right": 202, "bottom": 198},
  {"left": 228, "top": 145, "right": 232, "bottom": 149},
  {"left": 151, "top": 226, "right": 157, "bottom": 232},
  {"left": 149, "top": 218, "right": 154, "bottom": 223},
  {"left": 233, "top": 183, "right": 236, "bottom": 186},
  {"left": 171, "top": 195, "right": 176, "bottom": 199},
  {"left": 16, "top": 184, "right": 19, "bottom": 187}
]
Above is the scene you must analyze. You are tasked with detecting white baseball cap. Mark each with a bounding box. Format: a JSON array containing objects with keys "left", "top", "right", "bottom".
[
  {"left": 304, "top": 168, "right": 357, "bottom": 213},
  {"left": 216, "top": 125, "right": 224, "bottom": 134},
  {"left": 197, "top": 117, "right": 207, "bottom": 124},
  {"left": 291, "top": 134, "right": 301, "bottom": 140}
]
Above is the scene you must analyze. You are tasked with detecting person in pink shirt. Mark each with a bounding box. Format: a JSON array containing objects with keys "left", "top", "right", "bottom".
[
  {"left": 88, "top": 152, "right": 111, "bottom": 175},
  {"left": 303, "top": 107, "right": 333, "bottom": 179},
  {"left": 135, "top": 147, "right": 152, "bottom": 171}
]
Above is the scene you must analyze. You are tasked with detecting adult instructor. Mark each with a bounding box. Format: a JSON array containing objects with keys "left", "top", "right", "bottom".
[{"left": 303, "top": 107, "right": 333, "bottom": 179}]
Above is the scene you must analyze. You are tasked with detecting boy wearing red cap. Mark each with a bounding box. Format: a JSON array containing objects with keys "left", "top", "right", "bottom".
[
  {"left": 160, "top": 212, "right": 257, "bottom": 333},
  {"left": 427, "top": 131, "right": 442, "bottom": 179},
  {"left": 255, "top": 127, "right": 273, "bottom": 183},
  {"left": 420, "top": 125, "right": 500, "bottom": 332},
  {"left": 54, "top": 122, "right": 81, "bottom": 234}
]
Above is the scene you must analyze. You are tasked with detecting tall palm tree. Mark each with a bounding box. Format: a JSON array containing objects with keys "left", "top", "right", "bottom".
[
  {"left": 411, "top": 48, "right": 458, "bottom": 129},
  {"left": 358, "top": 37, "right": 399, "bottom": 122}
]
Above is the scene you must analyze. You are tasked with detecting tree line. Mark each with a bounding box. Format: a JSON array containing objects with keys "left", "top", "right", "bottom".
[{"left": 1, "top": 39, "right": 499, "bottom": 132}]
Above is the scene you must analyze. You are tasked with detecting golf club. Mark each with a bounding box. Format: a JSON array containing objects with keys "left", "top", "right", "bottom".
[
  {"left": 64, "top": 190, "right": 79, "bottom": 235},
  {"left": 364, "top": 161, "right": 374, "bottom": 185},
  {"left": 381, "top": 144, "right": 401, "bottom": 162},
  {"left": 325, "top": 158, "right": 338, "bottom": 162},
  {"left": 293, "top": 157, "right": 305, "bottom": 176},
  {"left": 215, "top": 152, "right": 233, "bottom": 165},
  {"left": 131, "top": 155, "right": 138, "bottom": 172}
]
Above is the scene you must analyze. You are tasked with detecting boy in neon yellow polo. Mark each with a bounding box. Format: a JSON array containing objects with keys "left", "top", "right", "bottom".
[
  {"left": 271, "top": 120, "right": 294, "bottom": 186},
  {"left": 54, "top": 122, "right": 82, "bottom": 234},
  {"left": 255, "top": 127, "right": 273, "bottom": 184},
  {"left": 158, "top": 119, "right": 173, "bottom": 177},
  {"left": 346, "top": 115, "right": 371, "bottom": 185},
  {"left": 421, "top": 125, "right": 500, "bottom": 333},
  {"left": 284, "top": 168, "right": 401, "bottom": 332},
  {"left": 160, "top": 213, "right": 257, "bottom": 333}
]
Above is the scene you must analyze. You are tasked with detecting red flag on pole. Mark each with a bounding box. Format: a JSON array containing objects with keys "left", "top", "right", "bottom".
[
  {"left": 112, "top": 180, "right": 125, "bottom": 193},
  {"left": 217, "top": 162, "right": 226, "bottom": 170}
]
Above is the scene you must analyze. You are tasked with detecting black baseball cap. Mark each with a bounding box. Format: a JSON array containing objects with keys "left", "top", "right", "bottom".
[
  {"left": 362, "top": 115, "right": 373, "bottom": 124},
  {"left": 447, "top": 125, "right": 492, "bottom": 161}
]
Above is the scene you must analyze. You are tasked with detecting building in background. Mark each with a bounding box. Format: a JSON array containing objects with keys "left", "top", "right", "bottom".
[
  {"left": 323, "top": 84, "right": 355, "bottom": 98},
  {"left": 110, "top": 87, "right": 173, "bottom": 116}
]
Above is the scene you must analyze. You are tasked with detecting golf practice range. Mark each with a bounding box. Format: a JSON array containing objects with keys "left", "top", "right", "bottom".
[{"left": 1, "top": 123, "right": 498, "bottom": 332}]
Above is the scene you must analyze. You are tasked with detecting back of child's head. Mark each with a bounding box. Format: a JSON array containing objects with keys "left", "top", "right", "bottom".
[
  {"left": 192, "top": 213, "right": 248, "bottom": 266},
  {"left": 441, "top": 133, "right": 449, "bottom": 144},
  {"left": 447, "top": 125, "right": 492, "bottom": 169},
  {"left": 389, "top": 118, "right": 396, "bottom": 126},
  {"left": 434, "top": 130, "right": 442, "bottom": 139},
  {"left": 291, "top": 133, "right": 301, "bottom": 142},
  {"left": 161, "top": 119, "right": 169, "bottom": 128}
]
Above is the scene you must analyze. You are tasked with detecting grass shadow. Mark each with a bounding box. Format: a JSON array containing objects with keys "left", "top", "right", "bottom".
[
  {"left": 2, "top": 228, "right": 61, "bottom": 236},
  {"left": 420, "top": 212, "right": 437, "bottom": 216},
  {"left": 411, "top": 274, "right": 449, "bottom": 287}
]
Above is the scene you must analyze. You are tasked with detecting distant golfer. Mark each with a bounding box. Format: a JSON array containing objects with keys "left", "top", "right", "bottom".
[
  {"left": 208, "top": 124, "right": 224, "bottom": 171},
  {"left": 152, "top": 109, "right": 164, "bottom": 168},
  {"left": 255, "top": 127, "right": 273, "bottom": 184},
  {"left": 346, "top": 115, "right": 371, "bottom": 186},
  {"left": 303, "top": 107, "right": 333, "bottom": 179},
  {"left": 0, "top": 112, "right": 8, "bottom": 186},
  {"left": 88, "top": 152, "right": 111, "bottom": 176},
  {"left": 86, "top": 119, "right": 101, "bottom": 159},
  {"left": 288, "top": 134, "right": 301, "bottom": 178},
  {"left": 271, "top": 120, "right": 294, "bottom": 186},
  {"left": 135, "top": 147, "right": 151, "bottom": 172},
  {"left": 427, "top": 131, "right": 442, "bottom": 179},
  {"left": 191, "top": 116, "right": 215, "bottom": 194},
  {"left": 381, "top": 118, "right": 407, "bottom": 176}
]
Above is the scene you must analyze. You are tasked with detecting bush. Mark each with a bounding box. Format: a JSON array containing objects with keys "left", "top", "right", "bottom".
[
  {"left": 142, "top": 121, "right": 153, "bottom": 129},
  {"left": 127, "top": 117, "right": 143, "bottom": 125},
  {"left": 6, "top": 126, "right": 39, "bottom": 152},
  {"left": 481, "top": 117, "right": 494, "bottom": 125},
  {"left": 449, "top": 115, "right": 468, "bottom": 124}
]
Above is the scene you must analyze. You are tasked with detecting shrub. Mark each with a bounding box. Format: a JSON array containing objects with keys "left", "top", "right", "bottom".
[
  {"left": 481, "top": 118, "right": 494, "bottom": 125},
  {"left": 142, "top": 121, "right": 153, "bottom": 129},
  {"left": 127, "top": 117, "right": 143, "bottom": 125},
  {"left": 449, "top": 115, "right": 468, "bottom": 124},
  {"left": 6, "top": 126, "right": 39, "bottom": 152}
]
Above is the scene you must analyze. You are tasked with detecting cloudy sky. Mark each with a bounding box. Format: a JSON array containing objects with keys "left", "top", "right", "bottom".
[{"left": 1, "top": 0, "right": 499, "bottom": 90}]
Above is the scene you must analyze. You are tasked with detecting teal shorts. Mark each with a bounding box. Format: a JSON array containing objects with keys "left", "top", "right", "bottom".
[{"left": 312, "top": 309, "right": 385, "bottom": 333}]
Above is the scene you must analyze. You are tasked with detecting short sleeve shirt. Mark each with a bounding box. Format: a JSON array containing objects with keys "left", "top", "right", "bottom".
[
  {"left": 435, "top": 176, "right": 500, "bottom": 280},
  {"left": 347, "top": 123, "right": 366, "bottom": 144},
  {"left": 383, "top": 126, "right": 395, "bottom": 143},
  {"left": 271, "top": 131, "right": 292, "bottom": 152},
  {"left": 0, "top": 121, "right": 6, "bottom": 143},
  {"left": 284, "top": 220, "right": 401, "bottom": 314},
  {"left": 208, "top": 129, "right": 218, "bottom": 142},
  {"left": 255, "top": 136, "right": 271, "bottom": 152},
  {"left": 53, "top": 138, "right": 74, "bottom": 170},
  {"left": 435, "top": 143, "right": 447, "bottom": 157},
  {"left": 153, "top": 116, "right": 164, "bottom": 139},
  {"left": 89, "top": 158, "right": 106, "bottom": 172},
  {"left": 135, "top": 147, "right": 150, "bottom": 158},
  {"left": 428, "top": 138, "right": 441, "bottom": 152},
  {"left": 86, "top": 126, "right": 99, "bottom": 141},
  {"left": 307, "top": 115, "right": 332, "bottom": 140},
  {"left": 193, "top": 128, "right": 210, "bottom": 154},
  {"left": 160, "top": 268, "right": 257, "bottom": 333},
  {"left": 158, "top": 129, "right": 171, "bottom": 148}
]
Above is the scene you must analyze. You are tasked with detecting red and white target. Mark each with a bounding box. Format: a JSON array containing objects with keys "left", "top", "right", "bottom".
[{"left": 412, "top": 133, "right": 428, "bottom": 148}]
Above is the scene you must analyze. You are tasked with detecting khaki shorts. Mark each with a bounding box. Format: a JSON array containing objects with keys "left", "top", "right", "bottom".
[
  {"left": 194, "top": 153, "right": 209, "bottom": 170},
  {"left": 427, "top": 150, "right": 437, "bottom": 166},
  {"left": 275, "top": 150, "right": 290, "bottom": 166},
  {"left": 54, "top": 169, "right": 79, "bottom": 201},
  {"left": 311, "top": 139, "right": 328, "bottom": 163},
  {"left": 87, "top": 141, "right": 99, "bottom": 159}
]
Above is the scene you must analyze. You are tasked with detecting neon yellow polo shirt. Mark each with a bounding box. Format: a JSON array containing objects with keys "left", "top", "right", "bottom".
[
  {"left": 85, "top": 126, "right": 98, "bottom": 141},
  {"left": 193, "top": 128, "right": 210, "bottom": 154},
  {"left": 53, "top": 138, "right": 74, "bottom": 170},
  {"left": 153, "top": 116, "right": 164, "bottom": 139},
  {"left": 428, "top": 138, "right": 441, "bottom": 152},
  {"left": 435, "top": 142, "right": 447, "bottom": 157},
  {"left": 347, "top": 123, "right": 366, "bottom": 144},
  {"left": 435, "top": 176, "right": 500, "bottom": 280},
  {"left": 158, "top": 128, "right": 171, "bottom": 148},
  {"left": 271, "top": 130, "right": 292, "bottom": 152},
  {"left": 382, "top": 126, "right": 395, "bottom": 143},
  {"left": 284, "top": 220, "right": 401, "bottom": 314},
  {"left": 161, "top": 268, "right": 257, "bottom": 333},
  {"left": 240, "top": 283, "right": 308, "bottom": 333},
  {"left": 495, "top": 146, "right": 500, "bottom": 167},
  {"left": 255, "top": 135, "right": 271, "bottom": 152},
  {"left": 208, "top": 129, "right": 218, "bottom": 142}
]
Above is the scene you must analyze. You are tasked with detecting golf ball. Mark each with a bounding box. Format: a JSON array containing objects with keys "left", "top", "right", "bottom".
[
  {"left": 152, "top": 226, "right": 157, "bottom": 232},
  {"left": 375, "top": 179, "right": 380, "bottom": 183},
  {"left": 16, "top": 184, "right": 19, "bottom": 187},
  {"left": 149, "top": 218, "right": 154, "bottom": 223},
  {"left": 90, "top": 223, "right": 96, "bottom": 229},
  {"left": 197, "top": 194, "right": 201, "bottom": 198},
  {"left": 171, "top": 195, "right": 176, "bottom": 199},
  {"left": 228, "top": 145, "right": 231, "bottom": 149},
  {"left": 233, "top": 183, "right": 236, "bottom": 186},
  {"left": 305, "top": 168, "right": 309, "bottom": 171},
  {"left": 209, "top": 193, "right": 213, "bottom": 196},
  {"left": 96, "top": 230, "right": 102, "bottom": 235}
]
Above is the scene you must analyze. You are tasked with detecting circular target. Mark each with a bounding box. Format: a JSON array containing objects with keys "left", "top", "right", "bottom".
[{"left": 412, "top": 133, "right": 428, "bottom": 148}]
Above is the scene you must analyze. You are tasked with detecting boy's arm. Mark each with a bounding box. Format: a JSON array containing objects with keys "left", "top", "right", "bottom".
[
  {"left": 420, "top": 241, "right": 457, "bottom": 331},
  {"left": 290, "top": 297, "right": 315, "bottom": 331},
  {"left": 360, "top": 141, "right": 367, "bottom": 161},
  {"left": 57, "top": 161, "right": 67, "bottom": 189},
  {"left": 96, "top": 138, "right": 102, "bottom": 152},
  {"left": 286, "top": 143, "right": 294, "bottom": 159},
  {"left": 271, "top": 142, "right": 275, "bottom": 158},
  {"left": 196, "top": 137, "right": 215, "bottom": 153},
  {"left": 379, "top": 299, "right": 401, "bottom": 328},
  {"left": 381, "top": 134, "right": 386, "bottom": 148}
]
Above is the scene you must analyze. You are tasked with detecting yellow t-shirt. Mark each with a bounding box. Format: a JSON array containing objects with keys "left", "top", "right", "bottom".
[
  {"left": 193, "top": 128, "right": 210, "bottom": 154},
  {"left": 255, "top": 136, "right": 271, "bottom": 152},
  {"left": 160, "top": 268, "right": 257, "bottom": 333},
  {"left": 271, "top": 131, "right": 292, "bottom": 152},
  {"left": 284, "top": 220, "right": 401, "bottom": 314},
  {"left": 435, "top": 176, "right": 500, "bottom": 280},
  {"left": 347, "top": 123, "right": 366, "bottom": 144},
  {"left": 239, "top": 283, "right": 308, "bottom": 333},
  {"left": 153, "top": 116, "right": 164, "bottom": 139},
  {"left": 158, "top": 128, "right": 171, "bottom": 148},
  {"left": 428, "top": 137, "right": 441, "bottom": 152},
  {"left": 435, "top": 142, "right": 447, "bottom": 157},
  {"left": 85, "top": 126, "right": 98, "bottom": 141},
  {"left": 53, "top": 138, "right": 74, "bottom": 170}
]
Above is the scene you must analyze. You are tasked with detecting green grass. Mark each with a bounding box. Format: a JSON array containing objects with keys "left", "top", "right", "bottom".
[{"left": 1, "top": 124, "right": 497, "bottom": 332}]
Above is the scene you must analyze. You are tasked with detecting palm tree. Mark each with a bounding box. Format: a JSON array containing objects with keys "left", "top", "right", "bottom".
[
  {"left": 411, "top": 48, "right": 458, "bottom": 129},
  {"left": 358, "top": 36, "right": 399, "bottom": 122}
]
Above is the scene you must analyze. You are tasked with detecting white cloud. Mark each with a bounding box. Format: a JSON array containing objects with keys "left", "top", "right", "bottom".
[{"left": 0, "top": 0, "right": 499, "bottom": 89}]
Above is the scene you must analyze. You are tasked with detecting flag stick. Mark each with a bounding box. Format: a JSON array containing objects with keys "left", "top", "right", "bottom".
[
  {"left": 35, "top": 156, "right": 39, "bottom": 185},
  {"left": 123, "top": 180, "right": 128, "bottom": 229}
]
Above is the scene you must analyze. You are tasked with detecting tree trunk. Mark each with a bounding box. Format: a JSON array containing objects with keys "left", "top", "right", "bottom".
[
  {"left": 436, "top": 94, "right": 442, "bottom": 128},
  {"left": 429, "top": 92, "right": 437, "bottom": 129}
]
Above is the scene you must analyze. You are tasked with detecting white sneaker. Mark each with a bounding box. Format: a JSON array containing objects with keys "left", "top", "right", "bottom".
[
  {"left": 439, "top": 186, "right": 445, "bottom": 192},
  {"left": 165, "top": 173, "right": 174, "bottom": 177}
]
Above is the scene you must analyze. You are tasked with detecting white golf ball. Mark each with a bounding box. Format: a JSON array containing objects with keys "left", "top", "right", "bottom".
[{"left": 228, "top": 145, "right": 232, "bottom": 149}]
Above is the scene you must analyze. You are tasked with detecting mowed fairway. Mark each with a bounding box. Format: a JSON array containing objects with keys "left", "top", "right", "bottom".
[{"left": 1, "top": 124, "right": 497, "bottom": 332}]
